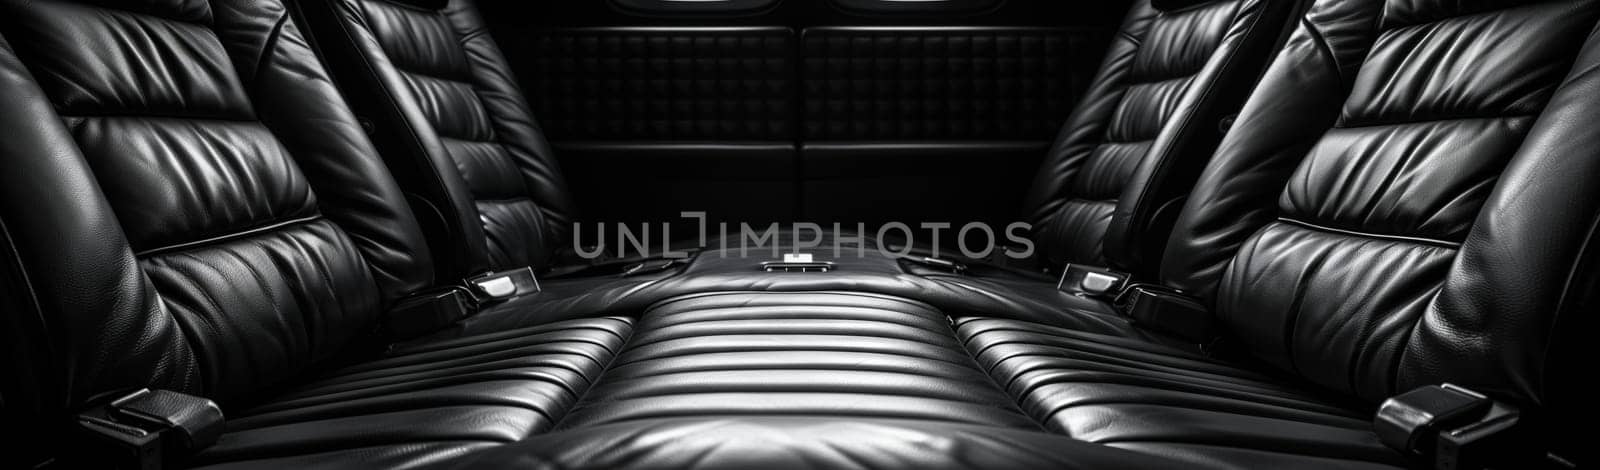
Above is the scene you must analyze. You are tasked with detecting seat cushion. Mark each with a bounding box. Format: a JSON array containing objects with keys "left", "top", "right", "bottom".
[
  {"left": 188, "top": 317, "right": 632, "bottom": 469},
  {"left": 558, "top": 292, "right": 1038, "bottom": 430},
  {"left": 956, "top": 317, "right": 1407, "bottom": 469},
  {"left": 440, "top": 417, "right": 1201, "bottom": 469}
]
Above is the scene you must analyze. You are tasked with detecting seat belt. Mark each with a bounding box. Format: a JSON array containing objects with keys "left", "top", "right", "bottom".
[
  {"left": 1375, "top": 384, "right": 1539, "bottom": 470},
  {"left": 76, "top": 389, "right": 223, "bottom": 470}
]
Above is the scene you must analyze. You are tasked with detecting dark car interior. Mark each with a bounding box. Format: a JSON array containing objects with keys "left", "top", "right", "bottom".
[{"left": 0, "top": 0, "right": 1590, "bottom": 468}]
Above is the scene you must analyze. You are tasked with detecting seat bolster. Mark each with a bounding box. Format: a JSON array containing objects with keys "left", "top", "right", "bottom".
[{"left": 956, "top": 317, "right": 1408, "bottom": 469}]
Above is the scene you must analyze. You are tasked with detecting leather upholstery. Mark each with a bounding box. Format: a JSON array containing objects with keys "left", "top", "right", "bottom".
[
  {"left": 1159, "top": 0, "right": 1600, "bottom": 406},
  {"left": 189, "top": 317, "right": 631, "bottom": 469},
  {"left": 440, "top": 418, "right": 1193, "bottom": 469},
  {"left": 559, "top": 292, "right": 1037, "bottom": 430},
  {"left": 0, "top": 0, "right": 433, "bottom": 405},
  {"left": 1023, "top": 0, "right": 1298, "bottom": 272},
  {"left": 958, "top": 317, "right": 1406, "bottom": 469},
  {"left": 0, "top": 0, "right": 1591, "bottom": 467},
  {"left": 296, "top": 0, "right": 579, "bottom": 278},
  {"left": 429, "top": 292, "right": 1208, "bottom": 469}
]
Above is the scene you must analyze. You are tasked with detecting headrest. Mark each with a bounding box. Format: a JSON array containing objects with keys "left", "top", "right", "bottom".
[{"left": 1150, "top": 0, "right": 1219, "bottom": 12}]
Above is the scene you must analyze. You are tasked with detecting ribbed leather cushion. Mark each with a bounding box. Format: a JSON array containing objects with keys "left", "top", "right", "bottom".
[
  {"left": 801, "top": 28, "right": 1097, "bottom": 141},
  {"left": 558, "top": 292, "right": 1038, "bottom": 430},
  {"left": 443, "top": 418, "right": 1194, "bottom": 469},
  {"left": 957, "top": 317, "right": 1407, "bottom": 469},
  {"left": 189, "top": 317, "right": 632, "bottom": 469}
]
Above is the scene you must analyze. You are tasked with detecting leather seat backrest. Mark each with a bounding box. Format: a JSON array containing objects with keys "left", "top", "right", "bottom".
[
  {"left": 295, "top": 0, "right": 579, "bottom": 279},
  {"left": 0, "top": 0, "right": 434, "bottom": 408},
  {"left": 1161, "top": 0, "right": 1600, "bottom": 406},
  {"left": 1024, "top": 0, "right": 1300, "bottom": 272}
]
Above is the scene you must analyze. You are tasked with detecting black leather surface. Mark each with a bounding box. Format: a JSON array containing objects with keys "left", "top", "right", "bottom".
[
  {"left": 559, "top": 292, "right": 1036, "bottom": 430},
  {"left": 1159, "top": 0, "right": 1600, "bottom": 407},
  {"left": 958, "top": 317, "right": 1407, "bottom": 469},
  {"left": 190, "top": 317, "right": 631, "bottom": 469},
  {"left": 431, "top": 292, "right": 1205, "bottom": 469},
  {"left": 441, "top": 417, "right": 1192, "bottom": 469},
  {"left": 1023, "top": 0, "right": 1299, "bottom": 271},
  {"left": 298, "top": 0, "right": 580, "bottom": 277},
  {"left": 0, "top": 0, "right": 434, "bottom": 405},
  {"left": 0, "top": 0, "right": 1592, "bottom": 467}
]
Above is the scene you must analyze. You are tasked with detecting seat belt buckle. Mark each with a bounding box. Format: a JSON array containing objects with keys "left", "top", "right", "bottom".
[
  {"left": 621, "top": 258, "right": 689, "bottom": 277},
  {"left": 1376, "top": 384, "right": 1524, "bottom": 470},
  {"left": 1117, "top": 285, "right": 1215, "bottom": 344},
  {"left": 387, "top": 287, "right": 477, "bottom": 338},
  {"left": 1057, "top": 264, "right": 1130, "bottom": 297},
  {"left": 77, "top": 389, "right": 224, "bottom": 470},
  {"left": 897, "top": 256, "right": 966, "bottom": 275},
  {"left": 466, "top": 267, "right": 541, "bottom": 302},
  {"left": 762, "top": 253, "right": 836, "bottom": 273}
]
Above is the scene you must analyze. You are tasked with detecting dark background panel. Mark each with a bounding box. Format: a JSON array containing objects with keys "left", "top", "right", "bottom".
[
  {"left": 474, "top": 0, "right": 1132, "bottom": 231},
  {"left": 801, "top": 27, "right": 1094, "bottom": 141},
  {"left": 519, "top": 27, "right": 796, "bottom": 142}
]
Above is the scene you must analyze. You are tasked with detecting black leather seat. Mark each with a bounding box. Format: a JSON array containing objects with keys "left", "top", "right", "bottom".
[
  {"left": 1022, "top": 0, "right": 1301, "bottom": 274},
  {"left": 294, "top": 0, "right": 1303, "bottom": 281},
  {"left": 276, "top": 0, "right": 1314, "bottom": 343},
  {"left": 958, "top": 0, "right": 1600, "bottom": 466},
  {"left": 958, "top": 318, "right": 1403, "bottom": 469},
  {"left": 291, "top": 0, "right": 585, "bottom": 282},
  {"left": 0, "top": 1, "right": 627, "bottom": 467},
  {"left": 191, "top": 317, "right": 630, "bottom": 468},
  {"left": 0, "top": 0, "right": 1590, "bottom": 468}
]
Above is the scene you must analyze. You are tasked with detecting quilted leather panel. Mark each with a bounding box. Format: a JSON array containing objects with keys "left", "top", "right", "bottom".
[
  {"left": 189, "top": 317, "right": 633, "bottom": 469},
  {"left": 802, "top": 28, "right": 1095, "bottom": 141},
  {"left": 559, "top": 292, "right": 1038, "bottom": 430},
  {"left": 520, "top": 27, "right": 794, "bottom": 141},
  {"left": 957, "top": 317, "right": 1407, "bottom": 470}
]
